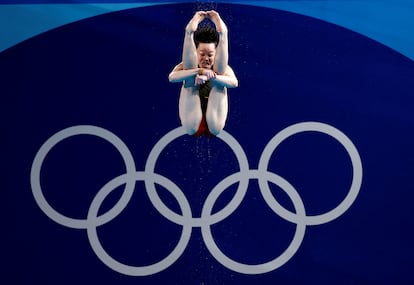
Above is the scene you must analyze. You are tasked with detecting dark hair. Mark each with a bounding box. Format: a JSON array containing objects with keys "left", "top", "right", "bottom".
[{"left": 194, "top": 26, "right": 219, "bottom": 47}]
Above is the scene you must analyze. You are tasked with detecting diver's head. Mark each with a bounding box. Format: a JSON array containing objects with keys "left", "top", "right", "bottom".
[{"left": 195, "top": 26, "right": 219, "bottom": 69}]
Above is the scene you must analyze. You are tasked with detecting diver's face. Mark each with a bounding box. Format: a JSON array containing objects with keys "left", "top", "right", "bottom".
[{"left": 197, "top": 43, "right": 216, "bottom": 69}]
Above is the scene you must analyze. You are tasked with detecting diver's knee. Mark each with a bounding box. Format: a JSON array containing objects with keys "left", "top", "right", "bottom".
[
  {"left": 206, "top": 120, "right": 224, "bottom": 136},
  {"left": 181, "top": 119, "right": 200, "bottom": 135}
]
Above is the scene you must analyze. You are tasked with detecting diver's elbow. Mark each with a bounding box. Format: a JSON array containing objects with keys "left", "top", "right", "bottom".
[
  {"left": 231, "top": 78, "right": 239, "bottom": 88},
  {"left": 168, "top": 73, "right": 175, "bottom": 83}
]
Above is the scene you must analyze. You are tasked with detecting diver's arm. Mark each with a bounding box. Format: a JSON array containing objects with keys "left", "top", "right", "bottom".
[
  {"left": 211, "top": 65, "right": 238, "bottom": 88},
  {"left": 169, "top": 62, "right": 201, "bottom": 83}
]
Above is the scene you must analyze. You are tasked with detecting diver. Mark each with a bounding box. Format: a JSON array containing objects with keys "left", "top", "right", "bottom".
[{"left": 169, "top": 10, "right": 238, "bottom": 136}]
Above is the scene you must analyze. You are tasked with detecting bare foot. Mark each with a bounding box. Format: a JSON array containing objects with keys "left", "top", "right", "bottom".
[
  {"left": 207, "top": 10, "right": 227, "bottom": 33},
  {"left": 186, "top": 11, "right": 207, "bottom": 32}
]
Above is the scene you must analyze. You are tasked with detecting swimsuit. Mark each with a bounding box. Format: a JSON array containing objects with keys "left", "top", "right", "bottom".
[
  {"left": 194, "top": 81, "right": 212, "bottom": 137},
  {"left": 198, "top": 80, "right": 212, "bottom": 114}
]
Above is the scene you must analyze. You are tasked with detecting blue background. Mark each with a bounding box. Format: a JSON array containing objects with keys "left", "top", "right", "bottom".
[{"left": 1, "top": 1, "right": 414, "bottom": 284}]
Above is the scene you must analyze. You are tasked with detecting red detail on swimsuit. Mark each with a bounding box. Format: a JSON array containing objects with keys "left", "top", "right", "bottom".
[{"left": 194, "top": 116, "right": 211, "bottom": 137}]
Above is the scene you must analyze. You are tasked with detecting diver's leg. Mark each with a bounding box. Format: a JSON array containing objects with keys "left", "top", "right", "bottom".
[
  {"left": 179, "top": 12, "right": 206, "bottom": 135},
  {"left": 208, "top": 11, "right": 228, "bottom": 75},
  {"left": 183, "top": 12, "right": 206, "bottom": 69},
  {"left": 205, "top": 86, "right": 228, "bottom": 135},
  {"left": 179, "top": 86, "right": 203, "bottom": 135}
]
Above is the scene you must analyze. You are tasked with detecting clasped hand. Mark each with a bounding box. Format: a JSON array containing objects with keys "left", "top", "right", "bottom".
[{"left": 195, "top": 69, "right": 216, "bottom": 86}]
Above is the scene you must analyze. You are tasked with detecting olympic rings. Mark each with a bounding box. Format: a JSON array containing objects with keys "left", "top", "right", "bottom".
[{"left": 30, "top": 122, "right": 363, "bottom": 275}]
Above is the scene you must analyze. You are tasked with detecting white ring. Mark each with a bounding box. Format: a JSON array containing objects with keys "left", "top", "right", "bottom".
[
  {"left": 30, "top": 125, "right": 136, "bottom": 229},
  {"left": 201, "top": 170, "right": 306, "bottom": 274},
  {"left": 258, "top": 122, "right": 363, "bottom": 225},
  {"left": 144, "top": 127, "right": 250, "bottom": 227},
  {"left": 86, "top": 172, "right": 192, "bottom": 276}
]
